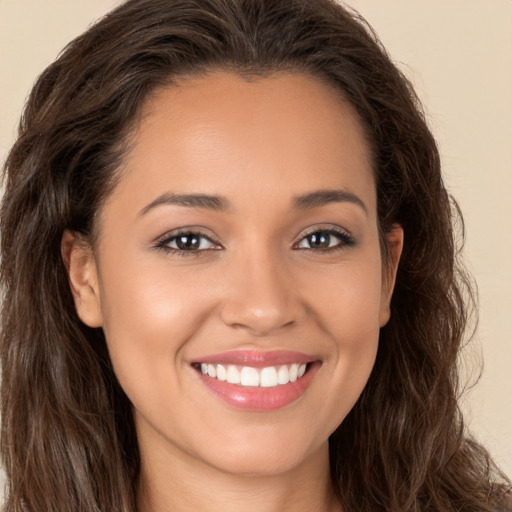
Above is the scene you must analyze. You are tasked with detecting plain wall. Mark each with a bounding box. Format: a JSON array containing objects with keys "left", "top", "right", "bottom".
[{"left": 1, "top": 0, "right": 511, "bottom": 486}]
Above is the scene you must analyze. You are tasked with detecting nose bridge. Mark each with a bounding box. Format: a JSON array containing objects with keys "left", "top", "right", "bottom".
[{"left": 219, "top": 241, "right": 302, "bottom": 335}]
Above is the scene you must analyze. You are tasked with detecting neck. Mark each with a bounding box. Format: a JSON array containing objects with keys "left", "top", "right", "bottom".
[{"left": 136, "top": 437, "right": 342, "bottom": 512}]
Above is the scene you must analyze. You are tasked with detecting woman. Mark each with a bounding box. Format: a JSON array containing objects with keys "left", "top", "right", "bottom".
[{"left": 1, "top": 0, "right": 510, "bottom": 511}]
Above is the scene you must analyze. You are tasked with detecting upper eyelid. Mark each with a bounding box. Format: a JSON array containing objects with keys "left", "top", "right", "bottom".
[
  {"left": 155, "top": 228, "right": 222, "bottom": 249},
  {"left": 294, "top": 224, "right": 352, "bottom": 240},
  {"left": 293, "top": 226, "right": 356, "bottom": 250},
  {"left": 155, "top": 226, "right": 218, "bottom": 241}
]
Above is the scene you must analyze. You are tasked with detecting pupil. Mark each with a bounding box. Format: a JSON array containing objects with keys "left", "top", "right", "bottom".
[
  {"left": 177, "top": 235, "right": 200, "bottom": 250},
  {"left": 309, "top": 232, "right": 329, "bottom": 248}
]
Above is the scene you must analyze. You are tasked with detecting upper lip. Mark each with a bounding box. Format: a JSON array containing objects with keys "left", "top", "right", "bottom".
[{"left": 191, "top": 350, "right": 317, "bottom": 368}]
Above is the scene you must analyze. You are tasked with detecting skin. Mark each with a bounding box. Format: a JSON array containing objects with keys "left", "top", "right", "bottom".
[{"left": 63, "top": 71, "right": 403, "bottom": 512}]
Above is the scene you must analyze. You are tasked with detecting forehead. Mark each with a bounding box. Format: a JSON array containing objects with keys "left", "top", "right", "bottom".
[{"left": 107, "top": 71, "right": 376, "bottom": 219}]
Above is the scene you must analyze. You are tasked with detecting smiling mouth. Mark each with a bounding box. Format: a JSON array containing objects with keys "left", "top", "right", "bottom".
[
  {"left": 191, "top": 350, "right": 320, "bottom": 410},
  {"left": 193, "top": 362, "right": 310, "bottom": 388}
]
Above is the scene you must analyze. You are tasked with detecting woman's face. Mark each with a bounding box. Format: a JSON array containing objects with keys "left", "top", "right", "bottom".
[{"left": 67, "top": 71, "right": 402, "bottom": 477}]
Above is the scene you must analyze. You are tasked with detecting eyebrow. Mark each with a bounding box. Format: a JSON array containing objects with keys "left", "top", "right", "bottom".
[
  {"left": 139, "top": 188, "right": 367, "bottom": 216},
  {"left": 293, "top": 189, "right": 368, "bottom": 215},
  {"left": 139, "top": 193, "right": 230, "bottom": 216}
]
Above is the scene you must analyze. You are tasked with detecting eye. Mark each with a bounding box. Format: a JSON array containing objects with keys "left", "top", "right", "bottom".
[
  {"left": 155, "top": 230, "right": 221, "bottom": 253},
  {"left": 295, "top": 228, "right": 355, "bottom": 251}
]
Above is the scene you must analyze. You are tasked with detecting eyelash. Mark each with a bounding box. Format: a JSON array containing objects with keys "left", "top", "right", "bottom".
[
  {"left": 154, "top": 229, "right": 221, "bottom": 256},
  {"left": 293, "top": 227, "right": 356, "bottom": 252},
  {"left": 154, "top": 227, "right": 356, "bottom": 256}
]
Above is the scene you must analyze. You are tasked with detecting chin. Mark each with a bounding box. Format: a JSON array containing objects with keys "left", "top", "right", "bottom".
[{"left": 196, "top": 426, "right": 330, "bottom": 478}]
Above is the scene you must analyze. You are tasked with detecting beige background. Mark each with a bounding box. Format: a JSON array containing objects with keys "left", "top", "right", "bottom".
[{"left": 0, "top": 0, "right": 510, "bottom": 484}]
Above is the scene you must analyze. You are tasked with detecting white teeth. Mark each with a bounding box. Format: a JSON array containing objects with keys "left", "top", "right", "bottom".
[
  {"left": 226, "top": 365, "right": 241, "bottom": 384},
  {"left": 199, "top": 362, "right": 309, "bottom": 388},
  {"left": 260, "top": 367, "right": 278, "bottom": 387},
  {"left": 207, "top": 364, "right": 216, "bottom": 378},
  {"left": 289, "top": 363, "right": 298, "bottom": 382},
  {"left": 241, "top": 367, "right": 260, "bottom": 387},
  {"left": 216, "top": 364, "right": 227, "bottom": 381},
  {"left": 277, "top": 365, "right": 289, "bottom": 384}
]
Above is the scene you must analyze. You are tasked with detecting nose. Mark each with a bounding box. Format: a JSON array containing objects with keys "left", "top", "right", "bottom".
[{"left": 218, "top": 250, "right": 305, "bottom": 337}]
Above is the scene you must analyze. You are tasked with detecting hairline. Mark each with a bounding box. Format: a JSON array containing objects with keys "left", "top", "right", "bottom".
[{"left": 88, "top": 64, "right": 389, "bottom": 262}]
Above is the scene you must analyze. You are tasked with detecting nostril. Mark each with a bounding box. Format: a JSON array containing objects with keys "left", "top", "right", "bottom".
[{"left": 219, "top": 302, "right": 301, "bottom": 336}]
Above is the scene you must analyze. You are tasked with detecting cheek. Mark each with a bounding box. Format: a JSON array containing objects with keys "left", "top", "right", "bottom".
[
  {"left": 305, "top": 253, "right": 384, "bottom": 342},
  {"left": 303, "top": 256, "right": 382, "bottom": 416},
  {"left": 96, "top": 258, "right": 206, "bottom": 394},
  {"left": 99, "top": 254, "right": 206, "bottom": 335}
]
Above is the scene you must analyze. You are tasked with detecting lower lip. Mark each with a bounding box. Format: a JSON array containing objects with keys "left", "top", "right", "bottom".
[{"left": 196, "top": 363, "right": 319, "bottom": 411}]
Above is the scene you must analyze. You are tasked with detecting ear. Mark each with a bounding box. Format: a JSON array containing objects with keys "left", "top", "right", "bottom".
[
  {"left": 61, "top": 230, "right": 103, "bottom": 328},
  {"left": 379, "top": 224, "right": 404, "bottom": 327}
]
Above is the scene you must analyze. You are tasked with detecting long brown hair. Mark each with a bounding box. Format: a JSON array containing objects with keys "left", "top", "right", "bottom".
[{"left": 1, "top": 0, "right": 510, "bottom": 510}]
